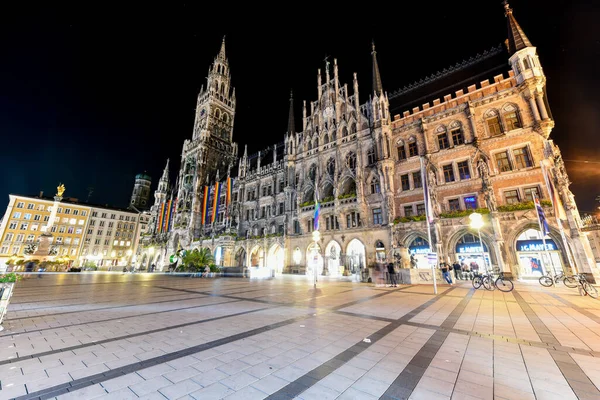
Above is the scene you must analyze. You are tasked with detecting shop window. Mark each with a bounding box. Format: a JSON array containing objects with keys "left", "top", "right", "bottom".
[{"left": 464, "top": 195, "right": 477, "bottom": 210}]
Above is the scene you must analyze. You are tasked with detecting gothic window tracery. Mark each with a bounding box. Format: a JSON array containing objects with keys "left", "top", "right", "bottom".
[
  {"left": 327, "top": 158, "right": 336, "bottom": 177},
  {"left": 367, "top": 147, "right": 376, "bottom": 165},
  {"left": 346, "top": 152, "right": 357, "bottom": 172},
  {"left": 342, "top": 126, "right": 348, "bottom": 137},
  {"left": 484, "top": 109, "right": 502, "bottom": 136},
  {"left": 350, "top": 123, "right": 357, "bottom": 134}
]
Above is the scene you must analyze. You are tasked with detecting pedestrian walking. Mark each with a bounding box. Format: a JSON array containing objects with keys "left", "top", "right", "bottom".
[
  {"left": 387, "top": 263, "right": 397, "bottom": 287},
  {"left": 440, "top": 262, "right": 452, "bottom": 284},
  {"left": 452, "top": 261, "right": 462, "bottom": 280}
]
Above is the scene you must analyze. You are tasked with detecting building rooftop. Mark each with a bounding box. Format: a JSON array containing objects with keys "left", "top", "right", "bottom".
[{"left": 10, "top": 193, "right": 139, "bottom": 214}]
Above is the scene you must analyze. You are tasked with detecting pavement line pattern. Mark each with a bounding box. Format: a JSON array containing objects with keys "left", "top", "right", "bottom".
[
  {"left": 0, "top": 299, "right": 240, "bottom": 338},
  {"left": 378, "top": 288, "right": 475, "bottom": 399},
  {"left": 0, "top": 306, "right": 270, "bottom": 367},
  {"left": 264, "top": 288, "right": 459, "bottom": 399},
  {"left": 513, "top": 290, "right": 600, "bottom": 398},
  {"left": 546, "top": 292, "right": 600, "bottom": 325},
  {"left": 16, "top": 285, "right": 420, "bottom": 399}
]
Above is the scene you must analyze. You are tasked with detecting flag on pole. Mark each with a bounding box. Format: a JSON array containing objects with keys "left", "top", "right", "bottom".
[
  {"left": 201, "top": 186, "right": 209, "bottom": 225},
  {"left": 211, "top": 182, "right": 220, "bottom": 224},
  {"left": 313, "top": 200, "right": 320, "bottom": 231},
  {"left": 541, "top": 160, "right": 567, "bottom": 221},
  {"left": 534, "top": 193, "right": 550, "bottom": 237},
  {"left": 163, "top": 199, "right": 171, "bottom": 233},
  {"left": 420, "top": 157, "right": 434, "bottom": 224},
  {"left": 157, "top": 203, "right": 165, "bottom": 233}
]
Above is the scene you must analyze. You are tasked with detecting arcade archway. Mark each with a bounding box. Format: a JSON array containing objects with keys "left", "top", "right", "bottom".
[
  {"left": 346, "top": 239, "right": 365, "bottom": 273},
  {"left": 235, "top": 248, "right": 246, "bottom": 267},
  {"left": 267, "top": 244, "right": 284, "bottom": 274},
  {"left": 306, "top": 243, "right": 323, "bottom": 276},
  {"left": 325, "top": 240, "right": 342, "bottom": 276},
  {"left": 250, "top": 246, "right": 264, "bottom": 267}
]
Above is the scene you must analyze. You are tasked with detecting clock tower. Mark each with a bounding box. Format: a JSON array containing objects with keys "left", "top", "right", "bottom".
[{"left": 174, "top": 37, "right": 238, "bottom": 238}]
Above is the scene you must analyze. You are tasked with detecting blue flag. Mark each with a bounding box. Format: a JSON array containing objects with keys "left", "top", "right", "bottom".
[
  {"left": 534, "top": 194, "right": 549, "bottom": 237},
  {"left": 313, "top": 200, "right": 320, "bottom": 231}
]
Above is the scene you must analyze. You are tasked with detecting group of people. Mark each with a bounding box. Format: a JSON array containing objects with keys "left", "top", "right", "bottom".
[
  {"left": 374, "top": 262, "right": 400, "bottom": 287},
  {"left": 439, "top": 260, "right": 481, "bottom": 284}
]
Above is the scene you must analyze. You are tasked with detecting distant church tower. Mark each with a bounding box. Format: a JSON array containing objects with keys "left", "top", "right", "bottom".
[
  {"left": 130, "top": 172, "right": 152, "bottom": 210},
  {"left": 174, "top": 37, "right": 238, "bottom": 236}
]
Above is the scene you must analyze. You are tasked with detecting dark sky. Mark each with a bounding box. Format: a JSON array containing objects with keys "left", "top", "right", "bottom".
[{"left": 1, "top": 1, "right": 599, "bottom": 214}]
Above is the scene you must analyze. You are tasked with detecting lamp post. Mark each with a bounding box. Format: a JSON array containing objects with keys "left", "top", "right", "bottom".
[
  {"left": 149, "top": 246, "right": 155, "bottom": 271},
  {"left": 311, "top": 230, "right": 320, "bottom": 289},
  {"left": 468, "top": 212, "right": 488, "bottom": 273},
  {"left": 127, "top": 249, "right": 133, "bottom": 270}
]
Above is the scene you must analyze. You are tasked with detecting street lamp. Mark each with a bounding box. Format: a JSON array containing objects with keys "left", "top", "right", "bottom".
[
  {"left": 311, "top": 230, "right": 320, "bottom": 289},
  {"left": 468, "top": 212, "right": 488, "bottom": 273}
]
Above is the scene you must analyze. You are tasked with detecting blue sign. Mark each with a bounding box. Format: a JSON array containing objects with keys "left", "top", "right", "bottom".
[
  {"left": 409, "top": 245, "right": 431, "bottom": 255},
  {"left": 456, "top": 242, "right": 488, "bottom": 254},
  {"left": 517, "top": 239, "right": 557, "bottom": 252}
]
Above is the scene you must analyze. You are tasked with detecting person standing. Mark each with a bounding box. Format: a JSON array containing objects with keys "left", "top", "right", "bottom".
[
  {"left": 440, "top": 262, "right": 452, "bottom": 284},
  {"left": 387, "top": 263, "right": 398, "bottom": 287},
  {"left": 452, "top": 261, "right": 462, "bottom": 281}
]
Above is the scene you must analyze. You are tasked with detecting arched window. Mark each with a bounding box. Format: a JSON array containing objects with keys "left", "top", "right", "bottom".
[
  {"left": 485, "top": 109, "right": 502, "bottom": 135},
  {"left": 342, "top": 126, "right": 348, "bottom": 137},
  {"left": 350, "top": 123, "right": 357, "bottom": 134},
  {"left": 397, "top": 139, "right": 407, "bottom": 161},
  {"left": 215, "top": 108, "right": 221, "bottom": 119},
  {"left": 323, "top": 134, "right": 329, "bottom": 144},
  {"left": 222, "top": 113, "right": 228, "bottom": 123},
  {"left": 523, "top": 58, "right": 530, "bottom": 69},
  {"left": 407, "top": 137, "right": 418, "bottom": 157},
  {"left": 308, "top": 164, "right": 317, "bottom": 183},
  {"left": 370, "top": 177, "right": 380, "bottom": 194},
  {"left": 215, "top": 82, "right": 219, "bottom": 93},
  {"left": 346, "top": 152, "right": 357, "bottom": 172},
  {"left": 327, "top": 158, "right": 336, "bottom": 177},
  {"left": 313, "top": 138, "right": 319, "bottom": 149},
  {"left": 502, "top": 104, "right": 521, "bottom": 131},
  {"left": 449, "top": 121, "right": 464, "bottom": 146},
  {"left": 331, "top": 130, "right": 337, "bottom": 141},
  {"left": 307, "top": 140, "right": 312, "bottom": 151},
  {"left": 367, "top": 147, "right": 376, "bottom": 165},
  {"left": 436, "top": 125, "right": 449, "bottom": 150}
]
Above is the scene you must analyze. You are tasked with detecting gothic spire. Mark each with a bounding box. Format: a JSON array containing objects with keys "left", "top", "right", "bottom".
[
  {"left": 503, "top": 1, "right": 533, "bottom": 55},
  {"left": 161, "top": 159, "right": 170, "bottom": 182},
  {"left": 218, "top": 36, "right": 227, "bottom": 60},
  {"left": 371, "top": 41, "right": 384, "bottom": 96},
  {"left": 287, "top": 90, "right": 296, "bottom": 135}
]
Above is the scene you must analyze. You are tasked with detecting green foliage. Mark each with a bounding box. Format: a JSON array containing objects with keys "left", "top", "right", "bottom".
[
  {"left": 337, "top": 192, "right": 357, "bottom": 200},
  {"left": 209, "top": 264, "right": 221, "bottom": 272},
  {"left": 300, "top": 200, "right": 315, "bottom": 208},
  {"left": 182, "top": 247, "right": 214, "bottom": 270},
  {"left": 439, "top": 208, "right": 490, "bottom": 219},
  {"left": 82, "top": 261, "right": 97, "bottom": 269},
  {"left": 321, "top": 196, "right": 335, "bottom": 203},
  {"left": 497, "top": 200, "right": 552, "bottom": 212},
  {"left": 0, "top": 273, "right": 21, "bottom": 283},
  {"left": 393, "top": 215, "right": 428, "bottom": 223}
]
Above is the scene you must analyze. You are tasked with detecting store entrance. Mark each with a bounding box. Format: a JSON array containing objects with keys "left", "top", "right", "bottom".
[{"left": 515, "top": 229, "right": 563, "bottom": 278}]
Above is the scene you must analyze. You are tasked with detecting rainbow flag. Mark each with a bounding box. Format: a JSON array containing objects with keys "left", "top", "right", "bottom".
[
  {"left": 201, "top": 186, "right": 209, "bottom": 225},
  {"left": 157, "top": 203, "right": 165, "bottom": 233},
  {"left": 162, "top": 199, "right": 170, "bottom": 233},
  {"left": 211, "top": 182, "right": 221, "bottom": 224},
  {"left": 226, "top": 177, "right": 232, "bottom": 207},
  {"left": 313, "top": 200, "right": 320, "bottom": 231}
]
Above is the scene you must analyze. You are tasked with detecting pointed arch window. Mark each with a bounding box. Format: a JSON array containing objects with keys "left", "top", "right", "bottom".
[
  {"left": 397, "top": 140, "right": 407, "bottom": 161},
  {"left": 449, "top": 122, "right": 464, "bottom": 146},
  {"left": 346, "top": 152, "right": 357, "bottom": 172},
  {"left": 485, "top": 110, "right": 502, "bottom": 135},
  {"left": 350, "top": 123, "right": 357, "bottom": 134},
  {"left": 327, "top": 158, "right": 336, "bottom": 177},
  {"left": 367, "top": 147, "right": 376, "bottom": 165},
  {"left": 342, "top": 126, "right": 348, "bottom": 137},
  {"left": 370, "top": 177, "right": 380, "bottom": 194},
  {"left": 436, "top": 126, "right": 449, "bottom": 150},
  {"left": 323, "top": 134, "right": 329, "bottom": 144},
  {"left": 502, "top": 104, "right": 522, "bottom": 131},
  {"left": 407, "top": 138, "right": 418, "bottom": 157}
]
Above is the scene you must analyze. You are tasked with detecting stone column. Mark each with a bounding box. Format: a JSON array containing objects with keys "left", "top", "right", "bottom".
[
  {"left": 536, "top": 94, "right": 549, "bottom": 120},
  {"left": 528, "top": 96, "right": 541, "bottom": 122},
  {"left": 489, "top": 212, "right": 509, "bottom": 275}
]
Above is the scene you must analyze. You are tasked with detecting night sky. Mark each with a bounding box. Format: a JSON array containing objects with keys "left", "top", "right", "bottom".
[{"left": 1, "top": 1, "right": 599, "bottom": 214}]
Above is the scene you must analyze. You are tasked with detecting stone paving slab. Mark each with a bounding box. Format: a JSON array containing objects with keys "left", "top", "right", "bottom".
[{"left": 0, "top": 274, "right": 598, "bottom": 399}]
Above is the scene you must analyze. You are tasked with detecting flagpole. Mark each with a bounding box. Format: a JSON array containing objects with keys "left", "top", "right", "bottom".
[
  {"left": 420, "top": 156, "right": 437, "bottom": 294},
  {"left": 540, "top": 160, "right": 578, "bottom": 275},
  {"left": 533, "top": 192, "right": 556, "bottom": 287}
]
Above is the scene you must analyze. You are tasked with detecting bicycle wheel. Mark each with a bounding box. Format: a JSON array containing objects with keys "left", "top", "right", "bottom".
[
  {"left": 583, "top": 282, "right": 599, "bottom": 299},
  {"left": 472, "top": 276, "right": 483, "bottom": 289},
  {"left": 539, "top": 275, "right": 553, "bottom": 287},
  {"left": 482, "top": 276, "right": 495, "bottom": 291},
  {"left": 563, "top": 276, "right": 578, "bottom": 289},
  {"left": 496, "top": 277, "right": 514, "bottom": 292}
]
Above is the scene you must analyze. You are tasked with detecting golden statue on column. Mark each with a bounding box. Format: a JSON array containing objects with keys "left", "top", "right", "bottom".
[{"left": 56, "top": 183, "right": 65, "bottom": 197}]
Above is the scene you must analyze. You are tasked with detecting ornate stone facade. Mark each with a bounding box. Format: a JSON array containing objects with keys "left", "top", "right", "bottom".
[{"left": 139, "top": 3, "right": 599, "bottom": 282}]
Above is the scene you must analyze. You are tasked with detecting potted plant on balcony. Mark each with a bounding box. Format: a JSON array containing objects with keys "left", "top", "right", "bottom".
[{"left": 0, "top": 273, "right": 22, "bottom": 331}]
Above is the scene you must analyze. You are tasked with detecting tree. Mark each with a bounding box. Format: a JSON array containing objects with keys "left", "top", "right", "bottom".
[{"left": 182, "top": 248, "right": 214, "bottom": 271}]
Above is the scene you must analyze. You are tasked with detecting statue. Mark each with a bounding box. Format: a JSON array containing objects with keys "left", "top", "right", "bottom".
[
  {"left": 477, "top": 159, "right": 489, "bottom": 182},
  {"left": 483, "top": 186, "right": 497, "bottom": 212},
  {"left": 56, "top": 183, "right": 66, "bottom": 197},
  {"left": 477, "top": 158, "right": 497, "bottom": 212}
]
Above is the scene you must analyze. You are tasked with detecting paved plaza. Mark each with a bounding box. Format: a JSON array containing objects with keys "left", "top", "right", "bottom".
[{"left": 0, "top": 274, "right": 599, "bottom": 400}]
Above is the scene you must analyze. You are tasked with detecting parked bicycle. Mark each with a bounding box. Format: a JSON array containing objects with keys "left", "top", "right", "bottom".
[
  {"left": 574, "top": 274, "right": 598, "bottom": 299},
  {"left": 472, "top": 269, "right": 514, "bottom": 292},
  {"left": 539, "top": 271, "right": 578, "bottom": 288}
]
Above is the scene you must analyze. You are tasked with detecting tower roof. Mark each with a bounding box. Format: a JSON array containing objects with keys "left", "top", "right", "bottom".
[
  {"left": 160, "top": 159, "right": 170, "bottom": 182},
  {"left": 287, "top": 90, "right": 296, "bottom": 135},
  {"left": 135, "top": 173, "right": 151, "bottom": 181},
  {"left": 503, "top": 1, "right": 533, "bottom": 55},
  {"left": 218, "top": 36, "right": 227, "bottom": 60},
  {"left": 371, "top": 41, "right": 384, "bottom": 96}
]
